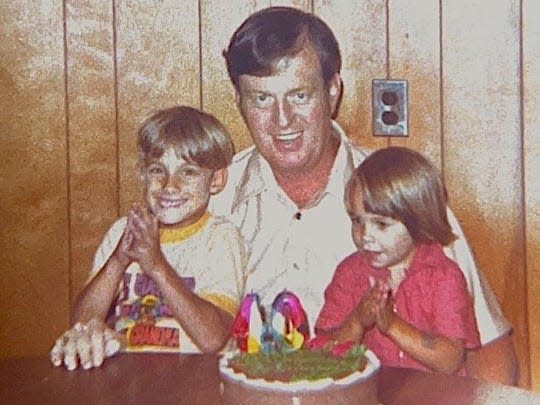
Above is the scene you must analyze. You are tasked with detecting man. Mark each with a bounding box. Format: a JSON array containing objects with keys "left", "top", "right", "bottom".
[{"left": 210, "top": 6, "right": 517, "bottom": 384}]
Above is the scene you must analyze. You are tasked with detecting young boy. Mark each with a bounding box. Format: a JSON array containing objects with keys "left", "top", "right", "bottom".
[
  {"left": 313, "top": 147, "right": 480, "bottom": 375},
  {"left": 51, "top": 106, "right": 248, "bottom": 370}
]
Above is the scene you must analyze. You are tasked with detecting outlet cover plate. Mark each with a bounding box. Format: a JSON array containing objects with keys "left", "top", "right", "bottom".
[{"left": 372, "top": 79, "right": 408, "bottom": 136}]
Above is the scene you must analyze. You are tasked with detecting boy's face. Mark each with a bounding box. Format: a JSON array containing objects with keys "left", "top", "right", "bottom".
[
  {"left": 345, "top": 181, "right": 416, "bottom": 272},
  {"left": 141, "top": 147, "right": 226, "bottom": 227}
]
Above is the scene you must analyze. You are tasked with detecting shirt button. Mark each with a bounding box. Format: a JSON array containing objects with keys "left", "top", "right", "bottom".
[
  {"left": 294, "top": 212, "right": 302, "bottom": 220},
  {"left": 293, "top": 263, "right": 300, "bottom": 270},
  {"left": 399, "top": 351, "right": 404, "bottom": 359}
]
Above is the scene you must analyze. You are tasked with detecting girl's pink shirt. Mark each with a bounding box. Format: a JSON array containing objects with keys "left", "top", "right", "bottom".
[{"left": 315, "top": 243, "right": 481, "bottom": 373}]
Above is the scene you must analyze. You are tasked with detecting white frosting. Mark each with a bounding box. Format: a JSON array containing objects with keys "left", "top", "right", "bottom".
[{"left": 219, "top": 350, "right": 380, "bottom": 393}]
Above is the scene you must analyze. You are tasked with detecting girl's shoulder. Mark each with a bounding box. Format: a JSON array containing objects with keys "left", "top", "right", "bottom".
[
  {"left": 411, "top": 243, "right": 467, "bottom": 282},
  {"left": 335, "top": 251, "right": 377, "bottom": 279}
]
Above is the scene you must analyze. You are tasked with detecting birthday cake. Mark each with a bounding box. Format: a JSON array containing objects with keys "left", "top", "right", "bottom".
[{"left": 219, "top": 291, "right": 380, "bottom": 404}]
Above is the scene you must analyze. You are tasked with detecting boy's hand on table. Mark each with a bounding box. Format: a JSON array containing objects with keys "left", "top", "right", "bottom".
[{"left": 50, "top": 318, "right": 124, "bottom": 371}]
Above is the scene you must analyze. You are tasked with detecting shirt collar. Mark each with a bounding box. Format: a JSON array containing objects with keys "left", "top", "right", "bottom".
[
  {"left": 231, "top": 121, "right": 356, "bottom": 212},
  {"left": 159, "top": 212, "right": 210, "bottom": 244}
]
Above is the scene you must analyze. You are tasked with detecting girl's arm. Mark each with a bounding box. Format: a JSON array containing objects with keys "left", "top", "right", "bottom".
[{"left": 377, "top": 300, "right": 465, "bottom": 374}]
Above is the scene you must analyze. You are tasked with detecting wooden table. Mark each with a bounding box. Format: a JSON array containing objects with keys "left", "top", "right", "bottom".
[{"left": 1, "top": 353, "right": 538, "bottom": 404}]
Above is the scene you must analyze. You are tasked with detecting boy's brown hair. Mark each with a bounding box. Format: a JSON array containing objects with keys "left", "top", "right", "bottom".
[
  {"left": 347, "top": 146, "right": 456, "bottom": 245},
  {"left": 137, "top": 106, "right": 234, "bottom": 171}
]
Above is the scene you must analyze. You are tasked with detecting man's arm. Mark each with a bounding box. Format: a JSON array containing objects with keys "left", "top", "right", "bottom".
[
  {"left": 444, "top": 208, "right": 518, "bottom": 384},
  {"left": 466, "top": 334, "right": 519, "bottom": 385}
]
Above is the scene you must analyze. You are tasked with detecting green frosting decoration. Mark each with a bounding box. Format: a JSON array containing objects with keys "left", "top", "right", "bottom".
[{"left": 227, "top": 344, "right": 368, "bottom": 383}]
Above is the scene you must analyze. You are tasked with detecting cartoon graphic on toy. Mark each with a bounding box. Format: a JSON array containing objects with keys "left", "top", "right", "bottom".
[{"left": 231, "top": 290, "right": 310, "bottom": 354}]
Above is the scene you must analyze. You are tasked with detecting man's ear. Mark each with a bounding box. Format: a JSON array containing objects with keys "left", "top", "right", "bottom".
[
  {"left": 234, "top": 88, "right": 247, "bottom": 121},
  {"left": 138, "top": 164, "right": 146, "bottom": 186},
  {"left": 209, "top": 168, "right": 228, "bottom": 195},
  {"left": 328, "top": 73, "right": 343, "bottom": 119}
]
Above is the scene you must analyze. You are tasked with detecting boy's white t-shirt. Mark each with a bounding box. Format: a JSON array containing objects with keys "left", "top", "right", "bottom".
[{"left": 89, "top": 213, "right": 248, "bottom": 353}]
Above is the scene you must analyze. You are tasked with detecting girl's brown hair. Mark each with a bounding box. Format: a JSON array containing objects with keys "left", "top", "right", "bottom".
[
  {"left": 348, "top": 146, "right": 456, "bottom": 245},
  {"left": 137, "top": 106, "right": 234, "bottom": 171}
]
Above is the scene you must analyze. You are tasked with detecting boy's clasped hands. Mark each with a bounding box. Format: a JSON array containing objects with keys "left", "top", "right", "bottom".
[{"left": 120, "top": 204, "right": 165, "bottom": 275}]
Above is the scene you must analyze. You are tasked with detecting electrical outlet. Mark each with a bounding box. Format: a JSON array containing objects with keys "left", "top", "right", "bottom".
[{"left": 372, "top": 79, "right": 408, "bottom": 136}]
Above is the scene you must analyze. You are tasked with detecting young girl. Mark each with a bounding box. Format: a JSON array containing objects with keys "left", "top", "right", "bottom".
[
  {"left": 313, "top": 146, "right": 480, "bottom": 375},
  {"left": 51, "top": 106, "right": 248, "bottom": 369}
]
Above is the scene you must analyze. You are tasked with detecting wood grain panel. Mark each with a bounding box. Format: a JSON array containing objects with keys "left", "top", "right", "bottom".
[
  {"left": 315, "top": 0, "right": 387, "bottom": 151},
  {"left": 200, "top": 0, "right": 264, "bottom": 153},
  {"left": 64, "top": 1, "right": 118, "bottom": 304},
  {"left": 441, "top": 0, "right": 528, "bottom": 386},
  {"left": 270, "top": 0, "right": 311, "bottom": 9},
  {"left": 523, "top": 0, "right": 540, "bottom": 391},
  {"left": 115, "top": 0, "right": 201, "bottom": 214},
  {"left": 387, "top": 0, "right": 442, "bottom": 168},
  {"left": 0, "top": 2, "right": 69, "bottom": 356}
]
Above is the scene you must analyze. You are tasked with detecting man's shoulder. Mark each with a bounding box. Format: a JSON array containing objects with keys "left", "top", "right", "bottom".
[
  {"left": 206, "top": 214, "right": 242, "bottom": 235},
  {"left": 333, "top": 121, "right": 372, "bottom": 163},
  {"left": 205, "top": 215, "right": 246, "bottom": 246},
  {"left": 341, "top": 136, "right": 371, "bottom": 165},
  {"left": 210, "top": 146, "right": 258, "bottom": 215},
  {"left": 229, "top": 145, "right": 257, "bottom": 175}
]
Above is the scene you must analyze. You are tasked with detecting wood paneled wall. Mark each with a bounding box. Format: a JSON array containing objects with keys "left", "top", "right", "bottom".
[{"left": 1, "top": 0, "right": 538, "bottom": 390}]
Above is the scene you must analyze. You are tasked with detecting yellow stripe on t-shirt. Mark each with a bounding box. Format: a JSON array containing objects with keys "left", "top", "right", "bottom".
[{"left": 200, "top": 293, "right": 238, "bottom": 316}]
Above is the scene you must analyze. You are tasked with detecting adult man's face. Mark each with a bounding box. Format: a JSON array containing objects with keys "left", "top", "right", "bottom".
[{"left": 235, "top": 45, "right": 341, "bottom": 176}]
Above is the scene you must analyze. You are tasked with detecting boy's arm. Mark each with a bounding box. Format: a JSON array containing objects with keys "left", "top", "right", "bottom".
[
  {"left": 145, "top": 261, "right": 234, "bottom": 352},
  {"left": 127, "top": 207, "right": 244, "bottom": 353},
  {"left": 50, "top": 219, "right": 129, "bottom": 370},
  {"left": 72, "top": 253, "right": 126, "bottom": 324},
  {"left": 148, "top": 220, "right": 248, "bottom": 353},
  {"left": 73, "top": 218, "right": 134, "bottom": 323}
]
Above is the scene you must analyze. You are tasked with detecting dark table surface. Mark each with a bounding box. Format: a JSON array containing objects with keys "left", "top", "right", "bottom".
[{"left": 1, "top": 353, "right": 538, "bottom": 404}]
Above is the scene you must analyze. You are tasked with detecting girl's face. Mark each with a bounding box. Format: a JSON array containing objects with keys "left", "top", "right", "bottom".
[
  {"left": 346, "top": 181, "right": 416, "bottom": 272},
  {"left": 141, "top": 147, "right": 226, "bottom": 227}
]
